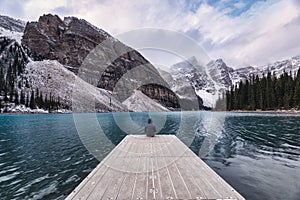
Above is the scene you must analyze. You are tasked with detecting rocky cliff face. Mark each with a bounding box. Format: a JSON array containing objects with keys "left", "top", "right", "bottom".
[
  {"left": 138, "top": 84, "right": 180, "bottom": 110},
  {"left": 22, "top": 14, "right": 110, "bottom": 70}
]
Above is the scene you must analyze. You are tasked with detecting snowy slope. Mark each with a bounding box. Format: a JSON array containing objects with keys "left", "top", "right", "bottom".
[
  {"left": 123, "top": 90, "right": 169, "bottom": 112},
  {"left": 0, "top": 28, "right": 23, "bottom": 44},
  {"left": 22, "top": 60, "right": 127, "bottom": 112}
]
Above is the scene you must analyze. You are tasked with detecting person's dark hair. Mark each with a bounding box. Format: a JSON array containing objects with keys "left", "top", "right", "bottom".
[{"left": 148, "top": 118, "right": 152, "bottom": 124}]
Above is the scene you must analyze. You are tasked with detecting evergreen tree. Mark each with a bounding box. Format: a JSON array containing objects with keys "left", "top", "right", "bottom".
[
  {"left": 14, "top": 91, "right": 19, "bottom": 105},
  {"left": 261, "top": 74, "right": 267, "bottom": 110},
  {"left": 25, "top": 93, "right": 29, "bottom": 107},
  {"left": 29, "top": 90, "right": 36, "bottom": 109},
  {"left": 35, "top": 88, "right": 40, "bottom": 107},
  {"left": 0, "top": 98, "right": 3, "bottom": 109},
  {"left": 4, "top": 87, "right": 8, "bottom": 102},
  {"left": 39, "top": 92, "right": 44, "bottom": 109},
  {"left": 0, "top": 67, "right": 4, "bottom": 92},
  {"left": 20, "top": 91, "right": 25, "bottom": 105},
  {"left": 255, "top": 75, "right": 261, "bottom": 109},
  {"left": 226, "top": 67, "right": 300, "bottom": 111},
  {"left": 293, "top": 68, "right": 300, "bottom": 108}
]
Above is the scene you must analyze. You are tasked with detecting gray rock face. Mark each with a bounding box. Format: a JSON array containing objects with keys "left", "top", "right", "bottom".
[
  {"left": 138, "top": 84, "right": 180, "bottom": 110},
  {"left": 22, "top": 14, "right": 109, "bottom": 69}
]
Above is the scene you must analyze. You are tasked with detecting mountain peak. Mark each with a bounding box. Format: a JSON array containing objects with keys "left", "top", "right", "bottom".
[
  {"left": 21, "top": 14, "right": 112, "bottom": 68},
  {"left": 215, "top": 58, "right": 224, "bottom": 63}
]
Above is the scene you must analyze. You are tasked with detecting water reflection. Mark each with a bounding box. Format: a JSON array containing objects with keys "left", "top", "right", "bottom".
[{"left": 201, "top": 113, "right": 300, "bottom": 200}]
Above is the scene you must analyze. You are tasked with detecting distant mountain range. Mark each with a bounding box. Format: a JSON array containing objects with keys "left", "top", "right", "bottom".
[
  {"left": 159, "top": 56, "right": 300, "bottom": 107},
  {"left": 0, "top": 14, "right": 299, "bottom": 112}
]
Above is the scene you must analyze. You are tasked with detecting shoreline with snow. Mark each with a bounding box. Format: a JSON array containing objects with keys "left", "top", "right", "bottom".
[{"left": 2, "top": 109, "right": 300, "bottom": 115}]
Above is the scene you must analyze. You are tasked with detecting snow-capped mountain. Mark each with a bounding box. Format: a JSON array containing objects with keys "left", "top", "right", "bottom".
[
  {"left": 1, "top": 14, "right": 299, "bottom": 112},
  {"left": 0, "top": 14, "right": 183, "bottom": 113},
  {"left": 162, "top": 56, "right": 300, "bottom": 108}
]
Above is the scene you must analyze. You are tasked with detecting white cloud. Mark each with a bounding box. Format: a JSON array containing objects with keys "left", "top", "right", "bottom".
[
  {"left": 1, "top": 0, "right": 299, "bottom": 68},
  {"left": 197, "top": 0, "right": 300, "bottom": 67},
  {"left": 234, "top": 1, "right": 246, "bottom": 9}
]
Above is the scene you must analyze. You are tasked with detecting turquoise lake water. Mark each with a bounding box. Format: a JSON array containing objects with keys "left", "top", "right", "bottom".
[{"left": 0, "top": 112, "right": 299, "bottom": 199}]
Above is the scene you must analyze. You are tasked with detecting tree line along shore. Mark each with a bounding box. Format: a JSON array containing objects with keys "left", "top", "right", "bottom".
[{"left": 216, "top": 68, "right": 300, "bottom": 111}]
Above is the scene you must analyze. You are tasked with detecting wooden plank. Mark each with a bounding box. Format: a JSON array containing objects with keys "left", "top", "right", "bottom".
[
  {"left": 161, "top": 135, "right": 195, "bottom": 199},
  {"left": 130, "top": 136, "right": 150, "bottom": 199},
  {"left": 100, "top": 138, "right": 138, "bottom": 199},
  {"left": 130, "top": 139, "right": 144, "bottom": 199},
  {"left": 166, "top": 135, "right": 219, "bottom": 199},
  {"left": 173, "top": 135, "right": 245, "bottom": 200},
  {"left": 65, "top": 136, "right": 129, "bottom": 200},
  {"left": 66, "top": 135, "right": 245, "bottom": 200},
  {"left": 152, "top": 137, "right": 164, "bottom": 199},
  {"left": 147, "top": 137, "right": 164, "bottom": 199},
  {"left": 116, "top": 140, "right": 143, "bottom": 199},
  {"left": 83, "top": 136, "right": 133, "bottom": 200}
]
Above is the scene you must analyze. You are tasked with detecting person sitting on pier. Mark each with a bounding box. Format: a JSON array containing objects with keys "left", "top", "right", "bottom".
[{"left": 145, "top": 118, "right": 156, "bottom": 137}]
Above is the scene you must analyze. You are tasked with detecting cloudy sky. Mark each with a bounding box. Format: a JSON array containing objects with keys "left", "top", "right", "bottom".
[{"left": 1, "top": 0, "right": 300, "bottom": 68}]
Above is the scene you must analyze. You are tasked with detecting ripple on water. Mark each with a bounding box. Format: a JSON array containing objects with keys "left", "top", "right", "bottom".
[
  {"left": 7, "top": 179, "right": 23, "bottom": 187},
  {"left": 0, "top": 139, "right": 10, "bottom": 142},
  {"left": 64, "top": 175, "right": 80, "bottom": 185},
  {"left": 0, "top": 171, "right": 20, "bottom": 183},
  {"left": 12, "top": 174, "right": 54, "bottom": 199},
  {"left": 26, "top": 181, "right": 59, "bottom": 200},
  {"left": 59, "top": 156, "right": 71, "bottom": 162},
  {"left": 0, "top": 166, "right": 20, "bottom": 175},
  {"left": 0, "top": 152, "right": 8, "bottom": 156}
]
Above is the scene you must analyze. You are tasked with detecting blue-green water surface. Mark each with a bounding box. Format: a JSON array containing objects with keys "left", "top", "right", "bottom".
[{"left": 0, "top": 112, "right": 299, "bottom": 200}]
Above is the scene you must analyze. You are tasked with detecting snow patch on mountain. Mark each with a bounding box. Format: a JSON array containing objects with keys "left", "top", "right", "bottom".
[
  {"left": 22, "top": 60, "right": 127, "bottom": 112},
  {"left": 0, "top": 28, "right": 23, "bottom": 44},
  {"left": 123, "top": 90, "right": 170, "bottom": 112},
  {"left": 195, "top": 90, "right": 216, "bottom": 108}
]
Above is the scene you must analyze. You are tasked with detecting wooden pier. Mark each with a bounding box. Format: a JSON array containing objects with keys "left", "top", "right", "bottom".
[{"left": 66, "top": 135, "right": 245, "bottom": 199}]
